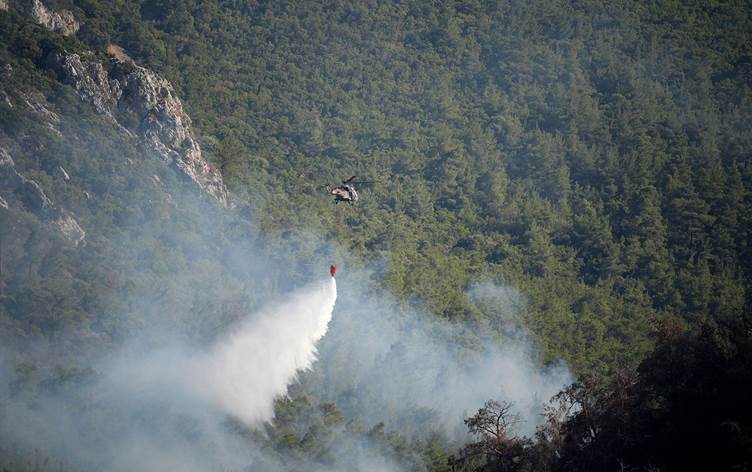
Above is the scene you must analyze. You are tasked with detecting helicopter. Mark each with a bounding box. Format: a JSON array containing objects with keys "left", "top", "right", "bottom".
[{"left": 325, "top": 176, "right": 374, "bottom": 205}]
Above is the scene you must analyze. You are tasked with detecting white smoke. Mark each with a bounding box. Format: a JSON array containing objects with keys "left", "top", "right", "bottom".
[
  {"left": 0, "top": 277, "right": 337, "bottom": 470},
  {"left": 105, "top": 277, "right": 337, "bottom": 425},
  {"left": 308, "top": 276, "right": 572, "bottom": 439},
  {"left": 199, "top": 277, "right": 336, "bottom": 424}
]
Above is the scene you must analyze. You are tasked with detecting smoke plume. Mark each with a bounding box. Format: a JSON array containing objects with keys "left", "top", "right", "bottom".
[
  {"left": 308, "top": 276, "right": 572, "bottom": 439},
  {"left": 0, "top": 278, "right": 337, "bottom": 470}
]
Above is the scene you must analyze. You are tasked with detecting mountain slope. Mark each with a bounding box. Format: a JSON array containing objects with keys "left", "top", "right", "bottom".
[
  {"left": 38, "top": 0, "right": 752, "bottom": 374},
  {"left": 1, "top": 1, "right": 751, "bottom": 469}
]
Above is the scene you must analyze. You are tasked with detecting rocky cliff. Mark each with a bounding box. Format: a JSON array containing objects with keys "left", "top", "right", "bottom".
[
  {"left": 0, "top": 146, "right": 85, "bottom": 245},
  {"left": 49, "top": 52, "right": 229, "bottom": 206},
  {"left": 1, "top": 2, "right": 231, "bottom": 252},
  {"left": 31, "top": 0, "right": 79, "bottom": 36}
]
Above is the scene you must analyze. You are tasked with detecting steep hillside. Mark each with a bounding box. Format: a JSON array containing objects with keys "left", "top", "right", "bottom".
[
  {"left": 0, "top": 5, "right": 265, "bottom": 358},
  {"left": 21, "top": 0, "right": 750, "bottom": 374},
  {"left": 1, "top": 1, "right": 751, "bottom": 470}
]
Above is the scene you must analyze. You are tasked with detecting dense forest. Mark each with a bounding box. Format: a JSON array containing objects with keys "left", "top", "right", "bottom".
[
  {"left": 1, "top": 0, "right": 751, "bottom": 470},
  {"left": 43, "top": 0, "right": 752, "bottom": 374}
]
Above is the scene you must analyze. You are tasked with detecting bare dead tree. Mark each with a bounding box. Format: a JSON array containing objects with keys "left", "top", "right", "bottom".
[
  {"left": 465, "top": 400, "right": 520, "bottom": 446},
  {"left": 453, "top": 400, "right": 538, "bottom": 472}
]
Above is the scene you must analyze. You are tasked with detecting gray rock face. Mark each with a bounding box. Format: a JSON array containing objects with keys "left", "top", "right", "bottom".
[
  {"left": 0, "top": 146, "right": 85, "bottom": 245},
  {"left": 54, "top": 214, "right": 86, "bottom": 245},
  {"left": 0, "top": 91, "right": 12, "bottom": 109},
  {"left": 50, "top": 53, "right": 120, "bottom": 116},
  {"left": 32, "top": 0, "right": 79, "bottom": 36},
  {"left": 49, "top": 52, "right": 229, "bottom": 206},
  {"left": 0, "top": 0, "right": 8, "bottom": 13},
  {"left": 19, "top": 90, "right": 60, "bottom": 125},
  {"left": 0, "top": 147, "right": 53, "bottom": 212},
  {"left": 114, "top": 62, "right": 228, "bottom": 205}
]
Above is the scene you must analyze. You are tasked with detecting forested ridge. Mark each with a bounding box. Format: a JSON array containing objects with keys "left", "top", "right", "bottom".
[
  {"left": 1, "top": 0, "right": 751, "bottom": 470},
  {"left": 50, "top": 0, "right": 752, "bottom": 374}
]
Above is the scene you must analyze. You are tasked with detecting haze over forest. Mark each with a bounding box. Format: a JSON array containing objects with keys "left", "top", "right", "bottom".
[{"left": 1, "top": 1, "right": 751, "bottom": 471}]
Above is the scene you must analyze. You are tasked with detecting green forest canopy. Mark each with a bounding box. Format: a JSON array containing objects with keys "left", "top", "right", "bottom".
[
  {"left": 57, "top": 0, "right": 752, "bottom": 374},
  {"left": 1, "top": 0, "right": 751, "bottom": 470}
]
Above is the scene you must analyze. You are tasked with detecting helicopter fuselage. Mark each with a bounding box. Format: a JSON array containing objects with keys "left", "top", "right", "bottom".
[{"left": 328, "top": 185, "right": 357, "bottom": 204}]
